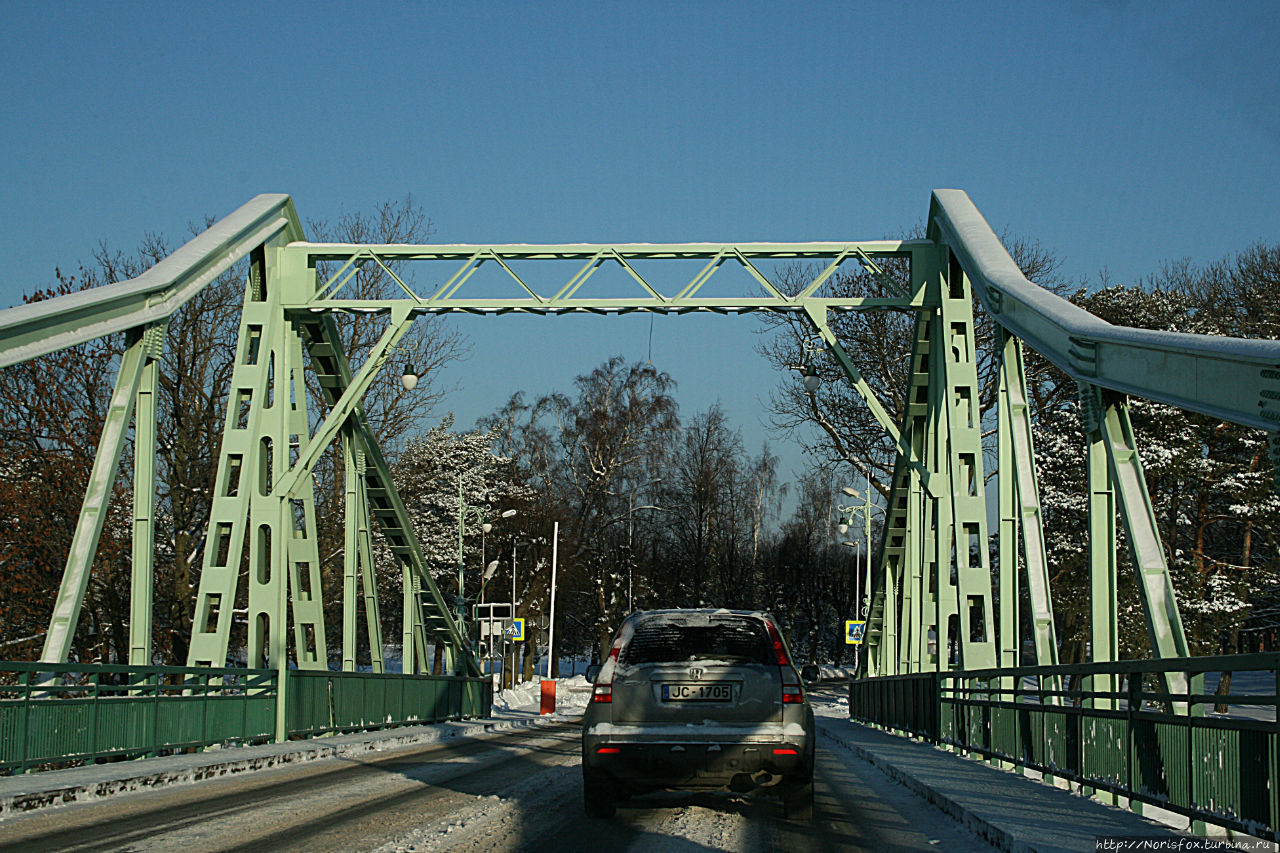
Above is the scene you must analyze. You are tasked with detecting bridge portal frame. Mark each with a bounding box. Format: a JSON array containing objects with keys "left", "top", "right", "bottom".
[{"left": 1, "top": 190, "right": 1275, "bottom": 725}]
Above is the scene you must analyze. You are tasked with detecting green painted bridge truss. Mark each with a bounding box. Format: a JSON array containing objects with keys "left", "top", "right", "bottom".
[{"left": 2, "top": 190, "right": 1278, "bottom": 693}]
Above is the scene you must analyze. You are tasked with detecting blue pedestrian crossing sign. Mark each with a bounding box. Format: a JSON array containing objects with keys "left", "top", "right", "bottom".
[
  {"left": 504, "top": 618, "right": 525, "bottom": 642},
  {"left": 845, "top": 620, "right": 866, "bottom": 645}
]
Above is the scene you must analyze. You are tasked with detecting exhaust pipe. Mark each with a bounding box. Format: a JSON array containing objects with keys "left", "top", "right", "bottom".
[{"left": 750, "top": 770, "right": 781, "bottom": 788}]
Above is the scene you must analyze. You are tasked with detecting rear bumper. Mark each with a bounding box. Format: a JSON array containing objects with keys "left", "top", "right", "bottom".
[{"left": 582, "top": 737, "right": 811, "bottom": 788}]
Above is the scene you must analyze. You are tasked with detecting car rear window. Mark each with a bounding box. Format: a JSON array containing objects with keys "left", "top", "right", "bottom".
[{"left": 621, "top": 614, "right": 773, "bottom": 665}]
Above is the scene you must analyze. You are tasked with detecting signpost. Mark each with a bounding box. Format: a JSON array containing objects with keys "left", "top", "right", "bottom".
[{"left": 845, "top": 620, "right": 867, "bottom": 645}]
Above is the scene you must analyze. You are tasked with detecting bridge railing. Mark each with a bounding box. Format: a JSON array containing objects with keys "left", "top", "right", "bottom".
[
  {"left": 0, "top": 661, "right": 492, "bottom": 774},
  {"left": 286, "top": 670, "right": 492, "bottom": 738},
  {"left": 0, "top": 661, "right": 276, "bottom": 773},
  {"left": 850, "top": 654, "right": 1279, "bottom": 842}
]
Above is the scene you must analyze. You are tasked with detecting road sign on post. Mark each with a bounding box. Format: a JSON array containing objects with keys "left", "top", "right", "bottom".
[
  {"left": 845, "top": 620, "right": 867, "bottom": 645},
  {"left": 506, "top": 618, "right": 525, "bottom": 641}
]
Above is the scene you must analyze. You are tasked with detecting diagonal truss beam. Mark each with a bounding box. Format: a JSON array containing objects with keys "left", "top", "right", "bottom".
[
  {"left": 293, "top": 311, "right": 481, "bottom": 676},
  {"left": 41, "top": 330, "right": 151, "bottom": 663}
]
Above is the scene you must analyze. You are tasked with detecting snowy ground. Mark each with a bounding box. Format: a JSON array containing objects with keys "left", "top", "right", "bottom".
[
  {"left": 373, "top": 682, "right": 998, "bottom": 853},
  {"left": 490, "top": 674, "right": 593, "bottom": 717}
]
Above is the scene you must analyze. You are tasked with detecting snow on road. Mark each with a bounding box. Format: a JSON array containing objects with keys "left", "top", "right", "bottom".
[
  {"left": 372, "top": 747, "right": 581, "bottom": 853},
  {"left": 376, "top": 681, "right": 995, "bottom": 853}
]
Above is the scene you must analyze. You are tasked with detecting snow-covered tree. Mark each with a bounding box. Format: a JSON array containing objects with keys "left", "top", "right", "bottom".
[{"left": 381, "top": 416, "right": 531, "bottom": 667}]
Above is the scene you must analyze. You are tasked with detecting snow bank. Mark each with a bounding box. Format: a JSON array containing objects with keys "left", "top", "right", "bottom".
[{"left": 492, "top": 675, "right": 592, "bottom": 716}]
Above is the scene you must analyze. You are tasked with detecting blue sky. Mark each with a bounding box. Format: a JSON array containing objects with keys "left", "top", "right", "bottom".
[{"left": 2, "top": 0, "right": 1277, "bottom": 502}]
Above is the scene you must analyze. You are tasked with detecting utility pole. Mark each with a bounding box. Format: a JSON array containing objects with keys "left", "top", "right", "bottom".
[{"left": 546, "top": 522, "right": 559, "bottom": 679}]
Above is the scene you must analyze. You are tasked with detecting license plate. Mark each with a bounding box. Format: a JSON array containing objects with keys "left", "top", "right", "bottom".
[{"left": 662, "top": 683, "right": 732, "bottom": 702}]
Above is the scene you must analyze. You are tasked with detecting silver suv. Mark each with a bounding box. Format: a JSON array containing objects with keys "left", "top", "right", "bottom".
[{"left": 581, "top": 609, "right": 815, "bottom": 820}]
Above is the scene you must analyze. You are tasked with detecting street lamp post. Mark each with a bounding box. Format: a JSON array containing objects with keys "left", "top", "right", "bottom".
[
  {"left": 838, "top": 470, "right": 884, "bottom": 622},
  {"left": 456, "top": 472, "right": 516, "bottom": 671},
  {"left": 626, "top": 477, "right": 663, "bottom": 612},
  {"left": 477, "top": 559, "right": 500, "bottom": 674}
]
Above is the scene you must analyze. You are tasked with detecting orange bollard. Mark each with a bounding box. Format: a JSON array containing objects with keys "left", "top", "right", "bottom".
[{"left": 540, "top": 679, "right": 556, "bottom": 715}]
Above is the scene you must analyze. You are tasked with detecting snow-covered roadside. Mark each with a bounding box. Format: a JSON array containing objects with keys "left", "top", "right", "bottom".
[{"left": 491, "top": 675, "right": 592, "bottom": 718}]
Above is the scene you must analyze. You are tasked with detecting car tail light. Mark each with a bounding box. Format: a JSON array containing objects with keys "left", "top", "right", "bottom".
[
  {"left": 765, "top": 619, "right": 805, "bottom": 705},
  {"left": 592, "top": 622, "right": 633, "bottom": 704},
  {"left": 763, "top": 618, "right": 791, "bottom": 666},
  {"left": 781, "top": 671, "right": 804, "bottom": 704},
  {"left": 773, "top": 748, "right": 799, "bottom": 755},
  {"left": 597, "top": 747, "right": 621, "bottom": 754}
]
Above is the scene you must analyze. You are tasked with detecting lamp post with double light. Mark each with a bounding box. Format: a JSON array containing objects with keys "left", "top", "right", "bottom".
[
  {"left": 456, "top": 473, "right": 516, "bottom": 660},
  {"left": 837, "top": 473, "right": 884, "bottom": 623},
  {"left": 624, "top": 477, "right": 663, "bottom": 612}
]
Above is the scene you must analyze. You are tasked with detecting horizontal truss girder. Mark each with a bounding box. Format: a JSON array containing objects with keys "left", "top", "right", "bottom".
[
  {"left": 290, "top": 297, "right": 913, "bottom": 315},
  {"left": 295, "top": 240, "right": 926, "bottom": 260}
]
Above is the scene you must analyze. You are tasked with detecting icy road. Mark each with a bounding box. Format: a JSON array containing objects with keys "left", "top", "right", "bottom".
[{"left": 0, "top": 685, "right": 995, "bottom": 852}]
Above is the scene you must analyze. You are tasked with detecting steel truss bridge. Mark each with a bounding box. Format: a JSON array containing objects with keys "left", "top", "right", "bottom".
[{"left": 1, "top": 191, "right": 1277, "bottom": 839}]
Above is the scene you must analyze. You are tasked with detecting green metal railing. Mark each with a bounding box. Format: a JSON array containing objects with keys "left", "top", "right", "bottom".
[
  {"left": 287, "top": 670, "right": 493, "bottom": 737},
  {"left": 850, "top": 654, "right": 1279, "bottom": 842},
  {"left": 0, "top": 662, "right": 492, "bottom": 774},
  {"left": 0, "top": 662, "right": 276, "bottom": 773}
]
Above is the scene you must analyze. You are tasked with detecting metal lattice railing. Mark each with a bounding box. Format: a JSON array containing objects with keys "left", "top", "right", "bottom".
[
  {"left": 0, "top": 661, "right": 276, "bottom": 773},
  {"left": 850, "top": 654, "right": 1280, "bottom": 841},
  {"left": 286, "top": 670, "right": 493, "bottom": 738},
  {"left": 0, "top": 661, "right": 491, "bottom": 774}
]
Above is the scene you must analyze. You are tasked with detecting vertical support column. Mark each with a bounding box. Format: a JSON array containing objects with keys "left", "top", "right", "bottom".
[
  {"left": 999, "top": 333, "right": 1059, "bottom": 669},
  {"left": 281, "top": 324, "right": 328, "bottom": 670},
  {"left": 42, "top": 331, "right": 150, "bottom": 664},
  {"left": 355, "top": 463, "right": 385, "bottom": 673},
  {"left": 402, "top": 562, "right": 416, "bottom": 674},
  {"left": 245, "top": 256, "right": 292, "bottom": 674},
  {"left": 342, "top": 431, "right": 359, "bottom": 672},
  {"left": 1081, "top": 383, "right": 1119, "bottom": 802},
  {"left": 801, "top": 295, "right": 930, "bottom": 676},
  {"left": 273, "top": 491, "right": 290, "bottom": 742},
  {"left": 873, "top": 268, "right": 938, "bottom": 676},
  {"left": 925, "top": 336, "right": 956, "bottom": 672},
  {"left": 935, "top": 250, "right": 997, "bottom": 670},
  {"left": 899, "top": 463, "right": 924, "bottom": 672},
  {"left": 997, "top": 359, "right": 1020, "bottom": 675},
  {"left": 129, "top": 323, "right": 167, "bottom": 667},
  {"left": 1080, "top": 383, "right": 1118, "bottom": 682},
  {"left": 189, "top": 247, "right": 275, "bottom": 668},
  {"left": 413, "top": 573, "right": 431, "bottom": 674},
  {"left": 1084, "top": 384, "right": 1197, "bottom": 713}
]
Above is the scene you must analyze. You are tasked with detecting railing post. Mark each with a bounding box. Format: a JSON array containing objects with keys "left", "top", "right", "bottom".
[
  {"left": 1013, "top": 668, "right": 1025, "bottom": 775},
  {"left": 240, "top": 670, "right": 249, "bottom": 744},
  {"left": 274, "top": 666, "right": 287, "bottom": 743},
  {"left": 19, "top": 670, "right": 31, "bottom": 773},
  {"left": 150, "top": 670, "right": 161, "bottom": 758},
  {"left": 201, "top": 670, "right": 210, "bottom": 749},
  {"left": 1273, "top": 663, "right": 1279, "bottom": 834},
  {"left": 1127, "top": 673, "right": 1142, "bottom": 816},
  {"left": 1187, "top": 663, "right": 1205, "bottom": 836},
  {"left": 88, "top": 669, "right": 100, "bottom": 764}
]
